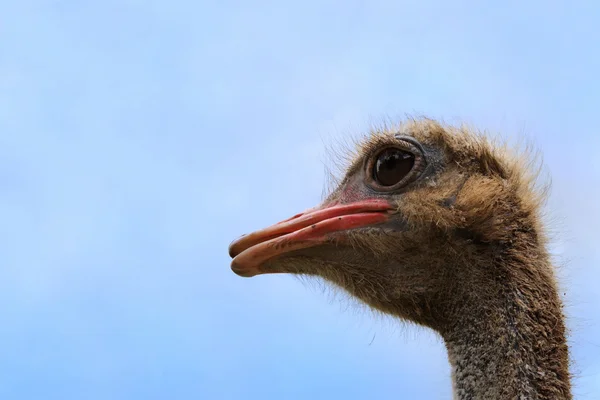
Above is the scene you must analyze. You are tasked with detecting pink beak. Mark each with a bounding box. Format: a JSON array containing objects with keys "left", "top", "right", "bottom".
[{"left": 229, "top": 199, "right": 393, "bottom": 277}]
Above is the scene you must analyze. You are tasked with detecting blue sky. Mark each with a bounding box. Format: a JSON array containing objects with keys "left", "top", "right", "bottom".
[{"left": 1, "top": 0, "right": 599, "bottom": 399}]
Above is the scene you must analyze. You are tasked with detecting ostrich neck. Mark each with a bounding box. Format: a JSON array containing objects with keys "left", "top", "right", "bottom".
[{"left": 442, "top": 258, "right": 571, "bottom": 400}]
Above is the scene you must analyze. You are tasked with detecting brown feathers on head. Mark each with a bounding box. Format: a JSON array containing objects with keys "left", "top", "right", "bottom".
[{"left": 328, "top": 117, "right": 549, "bottom": 245}]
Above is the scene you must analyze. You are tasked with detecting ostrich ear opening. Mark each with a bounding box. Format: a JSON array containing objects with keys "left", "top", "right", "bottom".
[{"left": 228, "top": 199, "right": 393, "bottom": 277}]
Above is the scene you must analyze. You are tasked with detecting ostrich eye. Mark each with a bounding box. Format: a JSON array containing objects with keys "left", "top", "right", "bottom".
[{"left": 373, "top": 148, "right": 415, "bottom": 187}]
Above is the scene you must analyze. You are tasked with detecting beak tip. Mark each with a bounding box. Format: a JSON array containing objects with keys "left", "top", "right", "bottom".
[
  {"left": 228, "top": 244, "right": 238, "bottom": 258},
  {"left": 231, "top": 261, "right": 259, "bottom": 278},
  {"left": 228, "top": 235, "right": 246, "bottom": 258}
]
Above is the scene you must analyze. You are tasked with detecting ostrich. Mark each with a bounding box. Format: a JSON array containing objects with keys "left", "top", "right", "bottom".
[{"left": 228, "top": 118, "right": 571, "bottom": 399}]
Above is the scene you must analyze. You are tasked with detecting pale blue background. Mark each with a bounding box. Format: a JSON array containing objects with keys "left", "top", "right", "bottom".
[{"left": 1, "top": 1, "right": 599, "bottom": 399}]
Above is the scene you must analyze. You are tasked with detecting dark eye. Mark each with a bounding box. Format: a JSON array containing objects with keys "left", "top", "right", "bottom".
[{"left": 373, "top": 148, "right": 415, "bottom": 187}]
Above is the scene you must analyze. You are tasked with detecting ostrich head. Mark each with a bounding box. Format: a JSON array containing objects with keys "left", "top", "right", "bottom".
[
  {"left": 228, "top": 118, "right": 571, "bottom": 399},
  {"left": 229, "top": 118, "right": 550, "bottom": 332}
]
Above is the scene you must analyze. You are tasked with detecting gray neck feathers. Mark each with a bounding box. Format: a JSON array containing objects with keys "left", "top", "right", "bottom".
[{"left": 442, "top": 284, "right": 571, "bottom": 400}]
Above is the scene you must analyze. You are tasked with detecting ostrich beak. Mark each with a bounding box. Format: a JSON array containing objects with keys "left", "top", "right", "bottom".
[{"left": 228, "top": 199, "right": 393, "bottom": 277}]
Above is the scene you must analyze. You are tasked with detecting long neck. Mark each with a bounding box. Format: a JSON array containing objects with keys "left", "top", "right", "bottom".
[{"left": 442, "top": 258, "right": 571, "bottom": 399}]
